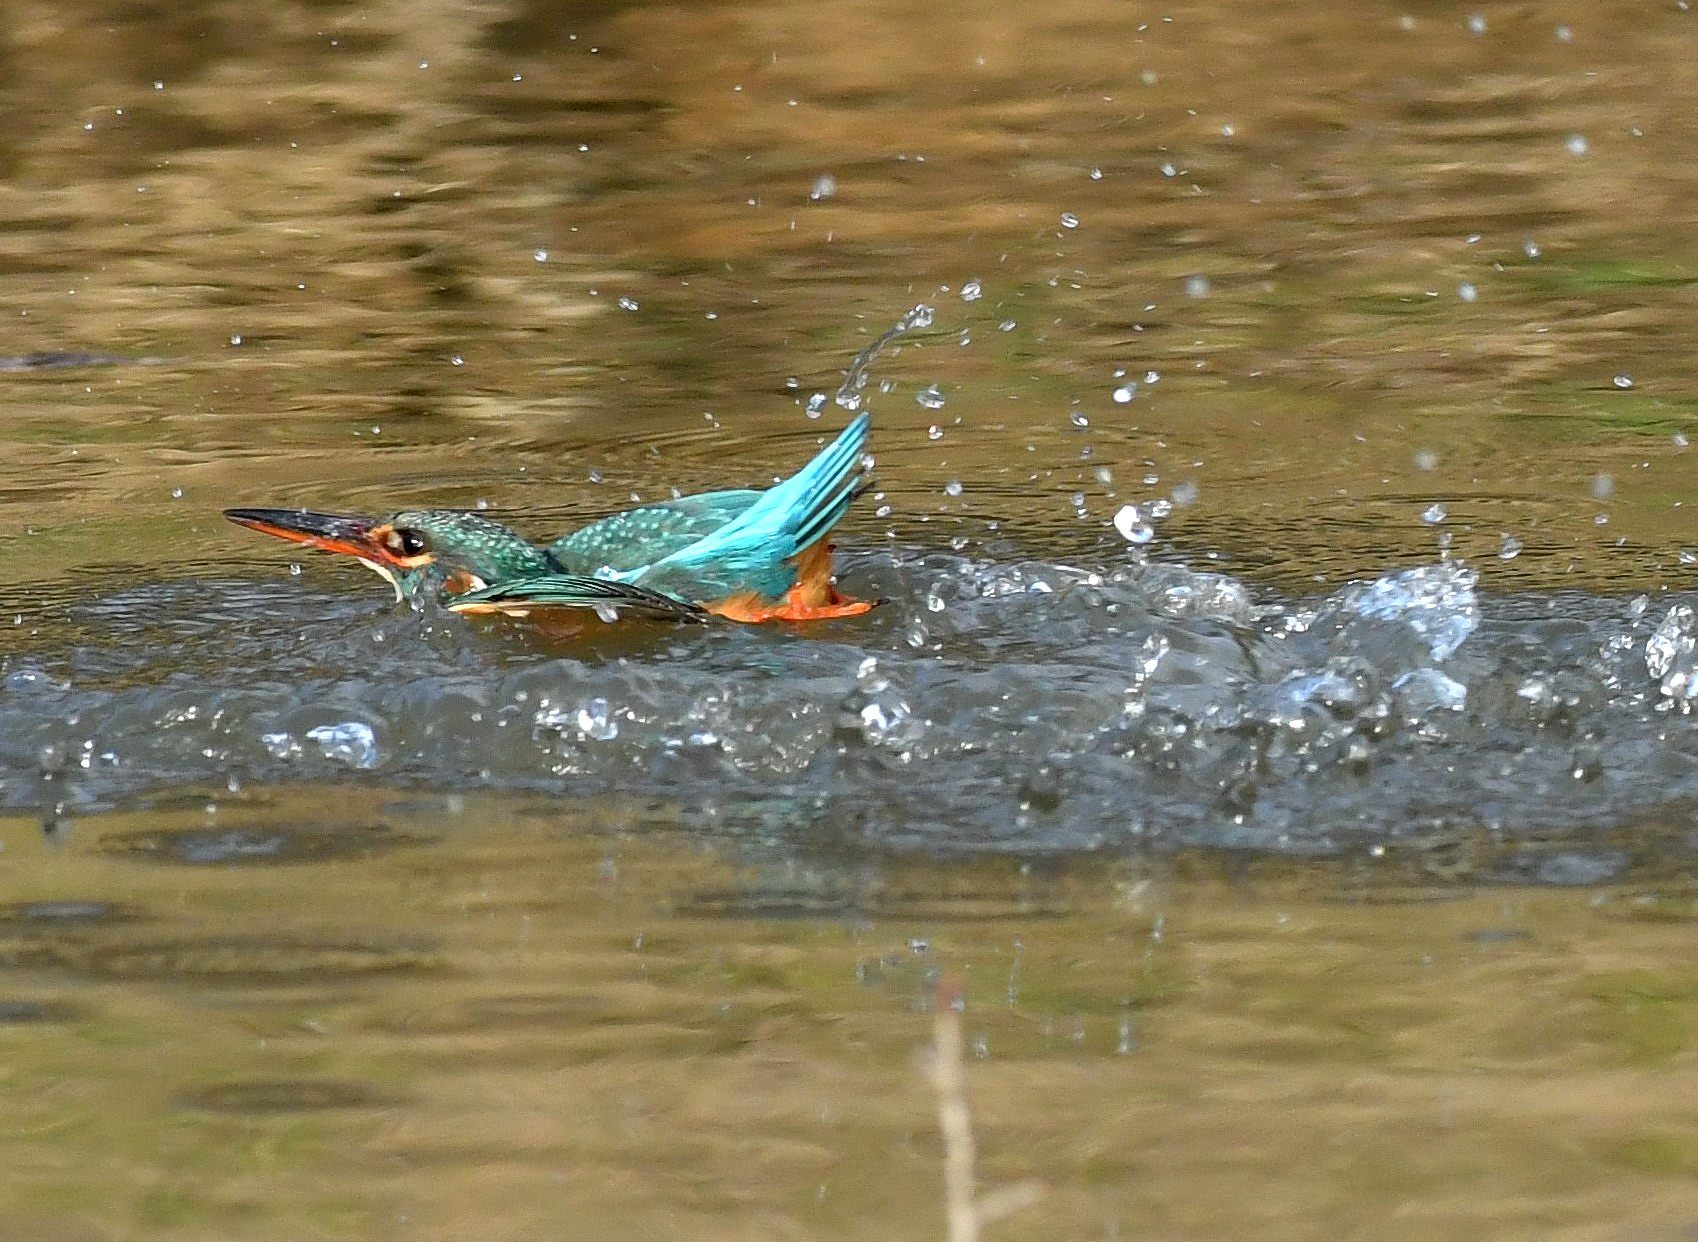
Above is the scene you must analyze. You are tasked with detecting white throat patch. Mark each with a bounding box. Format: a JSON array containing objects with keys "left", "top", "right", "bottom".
[{"left": 357, "top": 557, "right": 404, "bottom": 602}]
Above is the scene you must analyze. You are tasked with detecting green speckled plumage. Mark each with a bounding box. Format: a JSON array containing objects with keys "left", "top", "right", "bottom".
[
  {"left": 546, "top": 490, "right": 761, "bottom": 574},
  {"left": 229, "top": 414, "right": 872, "bottom": 620},
  {"left": 378, "top": 511, "right": 702, "bottom": 617},
  {"left": 393, "top": 510, "right": 553, "bottom": 584}
]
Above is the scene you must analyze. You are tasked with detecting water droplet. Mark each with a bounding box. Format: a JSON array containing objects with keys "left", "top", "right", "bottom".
[
  {"left": 1566, "top": 134, "right": 1589, "bottom": 156},
  {"left": 1556, "top": 24, "right": 1573, "bottom": 41},
  {"left": 1060, "top": 212, "right": 1080, "bottom": 229},
  {"left": 1458, "top": 282, "right": 1477, "bottom": 302},
  {"left": 1113, "top": 504, "right": 1155, "bottom": 545},
  {"left": 916, "top": 384, "right": 945, "bottom": 410},
  {"left": 1613, "top": 374, "right": 1634, "bottom": 389},
  {"left": 533, "top": 248, "right": 549, "bottom": 262},
  {"left": 927, "top": 424, "right": 944, "bottom": 441},
  {"left": 1112, "top": 384, "right": 1136, "bottom": 404},
  {"left": 1421, "top": 502, "right": 1447, "bottom": 525},
  {"left": 305, "top": 722, "right": 378, "bottom": 769},
  {"left": 260, "top": 731, "right": 297, "bottom": 760},
  {"left": 288, "top": 563, "right": 302, "bottom": 576},
  {"left": 450, "top": 354, "right": 464, "bottom": 366},
  {"left": 961, "top": 279, "right": 983, "bottom": 302},
  {"left": 1682, "top": 549, "right": 1698, "bottom": 566},
  {"left": 1069, "top": 411, "right": 1089, "bottom": 428},
  {"left": 805, "top": 392, "right": 827, "bottom": 419},
  {"left": 1591, "top": 473, "right": 1615, "bottom": 501},
  {"left": 1144, "top": 370, "right": 1161, "bottom": 384},
  {"left": 1675, "top": 432, "right": 1690, "bottom": 448},
  {"left": 998, "top": 320, "right": 1016, "bottom": 332},
  {"left": 944, "top": 480, "right": 963, "bottom": 497},
  {"left": 1184, "top": 275, "right": 1210, "bottom": 298},
  {"left": 1089, "top": 167, "right": 1103, "bottom": 180},
  {"left": 1499, "top": 533, "right": 1523, "bottom": 560},
  {"left": 859, "top": 698, "right": 912, "bottom": 744},
  {"left": 588, "top": 468, "right": 604, "bottom": 484},
  {"left": 576, "top": 698, "right": 619, "bottom": 741},
  {"left": 1466, "top": 13, "right": 1487, "bottom": 33},
  {"left": 1414, "top": 449, "right": 1438, "bottom": 471},
  {"left": 170, "top": 487, "right": 183, "bottom": 499},
  {"left": 1171, "top": 480, "right": 1199, "bottom": 507},
  {"left": 617, "top": 296, "right": 639, "bottom": 311},
  {"left": 229, "top": 334, "right": 243, "bottom": 346},
  {"left": 809, "top": 174, "right": 837, "bottom": 201}
]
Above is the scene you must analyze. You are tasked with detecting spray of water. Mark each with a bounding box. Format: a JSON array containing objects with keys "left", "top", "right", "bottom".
[{"left": 833, "top": 304, "right": 936, "bottom": 411}]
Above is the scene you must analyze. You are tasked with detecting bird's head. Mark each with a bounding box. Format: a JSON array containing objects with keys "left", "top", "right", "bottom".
[{"left": 224, "top": 507, "right": 552, "bottom": 599}]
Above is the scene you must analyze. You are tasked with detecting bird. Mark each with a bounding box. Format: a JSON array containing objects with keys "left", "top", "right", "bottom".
[{"left": 224, "top": 413, "right": 876, "bottom": 625}]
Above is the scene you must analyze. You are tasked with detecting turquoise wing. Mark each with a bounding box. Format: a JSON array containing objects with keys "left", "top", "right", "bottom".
[
  {"left": 448, "top": 574, "right": 706, "bottom": 621},
  {"left": 546, "top": 490, "right": 761, "bottom": 574},
  {"left": 620, "top": 413, "right": 870, "bottom": 602}
]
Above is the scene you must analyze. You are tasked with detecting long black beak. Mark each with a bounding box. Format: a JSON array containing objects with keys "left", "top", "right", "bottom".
[{"left": 223, "top": 507, "right": 382, "bottom": 560}]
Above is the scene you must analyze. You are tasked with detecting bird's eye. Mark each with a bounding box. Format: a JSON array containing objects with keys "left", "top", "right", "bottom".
[{"left": 385, "top": 528, "right": 429, "bottom": 558}]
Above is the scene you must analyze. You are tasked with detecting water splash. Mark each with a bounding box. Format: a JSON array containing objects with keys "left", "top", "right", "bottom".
[
  {"left": 10, "top": 554, "right": 1695, "bottom": 867},
  {"left": 1336, "top": 563, "right": 1478, "bottom": 661},
  {"left": 835, "top": 304, "right": 935, "bottom": 412},
  {"left": 305, "top": 722, "right": 379, "bottom": 769},
  {"left": 1646, "top": 606, "right": 1698, "bottom": 703}
]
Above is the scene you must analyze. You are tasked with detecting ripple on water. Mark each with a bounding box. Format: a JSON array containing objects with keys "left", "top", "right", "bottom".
[
  {"left": 0, "top": 999, "right": 82, "bottom": 1024},
  {"left": 1593, "top": 887, "right": 1698, "bottom": 923},
  {"left": 677, "top": 886, "right": 1070, "bottom": 922},
  {"left": 7, "top": 554, "right": 1698, "bottom": 866},
  {"left": 99, "top": 822, "right": 432, "bottom": 866},
  {"left": 7, "top": 936, "right": 438, "bottom": 985},
  {"left": 177, "top": 1079, "right": 398, "bottom": 1114},
  {"left": 0, "top": 901, "right": 136, "bottom": 929}
]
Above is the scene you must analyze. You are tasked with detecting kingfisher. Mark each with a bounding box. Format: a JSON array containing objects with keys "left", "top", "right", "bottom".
[{"left": 224, "top": 413, "right": 876, "bottom": 624}]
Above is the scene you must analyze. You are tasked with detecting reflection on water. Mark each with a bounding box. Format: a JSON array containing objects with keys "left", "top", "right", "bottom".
[
  {"left": 1, "top": 0, "right": 1696, "bottom": 592},
  {"left": 4, "top": 787, "right": 1698, "bottom": 1238},
  {"left": 5, "top": 0, "right": 1698, "bottom": 1233}
]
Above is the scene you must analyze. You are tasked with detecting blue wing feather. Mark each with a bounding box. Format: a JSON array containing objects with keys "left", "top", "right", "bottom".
[{"left": 621, "top": 413, "right": 871, "bottom": 600}]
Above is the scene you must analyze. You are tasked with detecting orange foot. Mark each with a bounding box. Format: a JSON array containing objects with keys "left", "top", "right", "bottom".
[
  {"left": 708, "top": 587, "right": 879, "bottom": 624},
  {"left": 708, "top": 541, "right": 879, "bottom": 623}
]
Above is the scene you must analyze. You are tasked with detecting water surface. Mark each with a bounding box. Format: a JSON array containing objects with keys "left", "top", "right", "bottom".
[{"left": 4, "top": 0, "right": 1698, "bottom": 1234}]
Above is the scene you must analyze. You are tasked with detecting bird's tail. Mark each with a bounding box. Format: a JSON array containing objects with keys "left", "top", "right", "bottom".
[
  {"left": 765, "top": 411, "right": 872, "bottom": 554},
  {"left": 448, "top": 574, "right": 707, "bottom": 622},
  {"left": 665, "top": 413, "right": 871, "bottom": 574}
]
